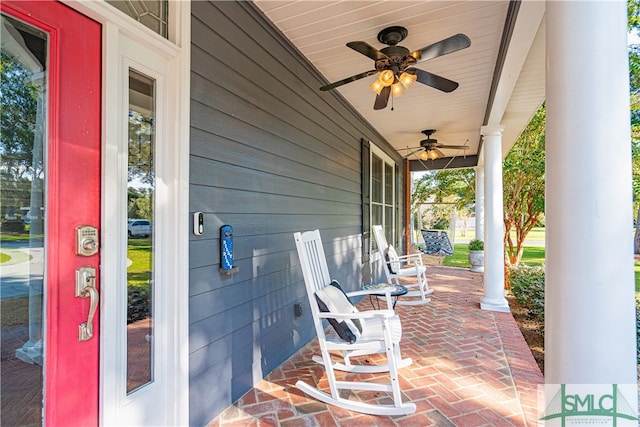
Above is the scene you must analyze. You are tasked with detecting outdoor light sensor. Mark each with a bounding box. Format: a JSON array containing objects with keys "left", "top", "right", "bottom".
[{"left": 193, "top": 212, "right": 204, "bottom": 235}]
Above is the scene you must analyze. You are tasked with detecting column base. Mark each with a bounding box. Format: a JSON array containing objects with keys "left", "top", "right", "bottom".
[
  {"left": 16, "top": 339, "right": 43, "bottom": 365},
  {"left": 480, "top": 296, "right": 510, "bottom": 312}
]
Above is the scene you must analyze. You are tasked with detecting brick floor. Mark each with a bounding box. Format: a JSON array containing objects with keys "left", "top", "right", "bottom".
[{"left": 209, "top": 266, "right": 544, "bottom": 426}]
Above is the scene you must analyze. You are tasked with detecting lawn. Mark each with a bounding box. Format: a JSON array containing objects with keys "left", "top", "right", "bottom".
[
  {"left": 443, "top": 243, "right": 640, "bottom": 292},
  {"left": 442, "top": 244, "right": 545, "bottom": 268},
  {"left": 127, "top": 237, "right": 153, "bottom": 288}
]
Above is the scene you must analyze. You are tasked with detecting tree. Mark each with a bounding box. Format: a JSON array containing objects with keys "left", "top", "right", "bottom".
[
  {"left": 412, "top": 168, "right": 476, "bottom": 230},
  {"left": 503, "top": 105, "right": 546, "bottom": 265},
  {"left": 0, "top": 51, "right": 42, "bottom": 216},
  {"left": 628, "top": 1, "right": 640, "bottom": 251},
  {"left": 631, "top": 78, "right": 640, "bottom": 252},
  {"left": 411, "top": 106, "right": 546, "bottom": 268}
]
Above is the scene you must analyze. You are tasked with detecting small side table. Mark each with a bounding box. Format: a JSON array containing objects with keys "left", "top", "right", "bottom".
[{"left": 362, "top": 284, "right": 408, "bottom": 309}]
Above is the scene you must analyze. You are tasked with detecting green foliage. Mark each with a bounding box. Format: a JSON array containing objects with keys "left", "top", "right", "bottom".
[
  {"left": 636, "top": 297, "right": 640, "bottom": 356},
  {"left": 503, "top": 104, "right": 546, "bottom": 265},
  {"left": 128, "top": 285, "right": 151, "bottom": 324},
  {"left": 1, "top": 51, "right": 44, "bottom": 217},
  {"left": 630, "top": 0, "right": 640, "bottom": 250},
  {"left": 412, "top": 168, "right": 475, "bottom": 212},
  {"left": 128, "top": 111, "right": 155, "bottom": 185},
  {"left": 411, "top": 169, "right": 475, "bottom": 235},
  {"left": 509, "top": 265, "right": 545, "bottom": 330},
  {"left": 629, "top": 0, "right": 640, "bottom": 32},
  {"left": 128, "top": 187, "right": 153, "bottom": 220},
  {"left": 468, "top": 239, "right": 484, "bottom": 251}
]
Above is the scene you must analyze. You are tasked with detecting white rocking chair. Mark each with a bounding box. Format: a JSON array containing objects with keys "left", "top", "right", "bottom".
[
  {"left": 372, "top": 225, "right": 433, "bottom": 305},
  {"left": 293, "top": 229, "right": 416, "bottom": 416}
]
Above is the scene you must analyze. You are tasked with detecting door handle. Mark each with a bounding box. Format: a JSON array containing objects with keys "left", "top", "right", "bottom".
[{"left": 76, "top": 266, "right": 99, "bottom": 341}]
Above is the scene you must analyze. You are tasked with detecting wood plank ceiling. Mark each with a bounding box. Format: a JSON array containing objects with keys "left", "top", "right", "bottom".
[{"left": 253, "top": 0, "right": 545, "bottom": 170}]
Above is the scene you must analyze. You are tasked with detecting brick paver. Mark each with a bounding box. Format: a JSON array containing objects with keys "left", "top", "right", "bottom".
[{"left": 210, "top": 266, "right": 544, "bottom": 426}]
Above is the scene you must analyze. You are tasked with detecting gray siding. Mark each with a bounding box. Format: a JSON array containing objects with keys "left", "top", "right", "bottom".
[{"left": 189, "top": 2, "right": 402, "bottom": 425}]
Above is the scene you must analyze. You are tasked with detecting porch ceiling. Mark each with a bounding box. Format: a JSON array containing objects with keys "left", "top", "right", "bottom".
[{"left": 253, "top": 1, "right": 545, "bottom": 171}]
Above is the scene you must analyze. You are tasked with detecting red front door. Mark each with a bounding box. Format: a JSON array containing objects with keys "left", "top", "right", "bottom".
[{"left": 0, "top": 1, "right": 101, "bottom": 425}]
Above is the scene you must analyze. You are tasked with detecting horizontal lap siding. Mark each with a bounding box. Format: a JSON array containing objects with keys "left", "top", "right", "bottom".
[{"left": 189, "top": 2, "right": 401, "bottom": 425}]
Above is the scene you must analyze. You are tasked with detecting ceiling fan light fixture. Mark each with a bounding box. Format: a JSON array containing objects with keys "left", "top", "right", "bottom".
[
  {"left": 399, "top": 71, "right": 417, "bottom": 89},
  {"left": 419, "top": 149, "right": 440, "bottom": 161},
  {"left": 379, "top": 69, "right": 395, "bottom": 87},
  {"left": 370, "top": 78, "right": 384, "bottom": 95},
  {"left": 391, "top": 82, "right": 403, "bottom": 97}
]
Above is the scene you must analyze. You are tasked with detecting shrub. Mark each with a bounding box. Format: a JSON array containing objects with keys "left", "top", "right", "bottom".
[
  {"left": 128, "top": 286, "right": 151, "bottom": 324},
  {"left": 468, "top": 239, "right": 484, "bottom": 251},
  {"left": 509, "top": 264, "right": 545, "bottom": 330}
]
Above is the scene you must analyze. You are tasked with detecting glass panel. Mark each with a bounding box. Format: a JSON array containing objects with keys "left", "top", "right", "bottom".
[
  {"left": 0, "top": 14, "right": 47, "bottom": 426},
  {"left": 127, "top": 69, "right": 155, "bottom": 393},
  {"left": 107, "top": 0, "right": 168, "bottom": 38},
  {"left": 384, "top": 163, "right": 393, "bottom": 205},
  {"left": 385, "top": 207, "right": 393, "bottom": 243},
  {"left": 372, "top": 205, "right": 383, "bottom": 229},
  {"left": 371, "top": 154, "right": 382, "bottom": 203}
]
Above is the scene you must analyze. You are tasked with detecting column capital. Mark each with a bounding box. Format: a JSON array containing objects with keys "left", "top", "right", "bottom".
[{"left": 481, "top": 125, "right": 504, "bottom": 137}]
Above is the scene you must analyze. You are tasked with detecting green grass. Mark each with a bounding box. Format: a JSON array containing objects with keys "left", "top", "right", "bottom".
[
  {"left": 443, "top": 244, "right": 544, "bottom": 268},
  {"left": 444, "top": 243, "right": 640, "bottom": 292},
  {"left": 127, "top": 237, "right": 153, "bottom": 288}
]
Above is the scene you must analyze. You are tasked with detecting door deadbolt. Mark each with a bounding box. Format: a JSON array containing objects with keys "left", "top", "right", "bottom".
[{"left": 76, "top": 225, "right": 98, "bottom": 256}]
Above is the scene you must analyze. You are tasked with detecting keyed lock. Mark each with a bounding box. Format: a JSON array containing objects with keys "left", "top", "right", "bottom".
[{"left": 76, "top": 225, "right": 99, "bottom": 256}]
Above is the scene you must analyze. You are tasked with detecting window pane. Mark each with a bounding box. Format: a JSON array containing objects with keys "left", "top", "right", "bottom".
[
  {"left": 0, "top": 14, "right": 47, "bottom": 426},
  {"left": 371, "top": 154, "right": 383, "bottom": 203},
  {"left": 127, "top": 69, "right": 155, "bottom": 393},
  {"left": 385, "top": 208, "right": 393, "bottom": 243},
  {"left": 107, "top": 0, "right": 168, "bottom": 38},
  {"left": 384, "top": 163, "right": 393, "bottom": 205},
  {"left": 371, "top": 204, "right": 382, "bottom": 227}
]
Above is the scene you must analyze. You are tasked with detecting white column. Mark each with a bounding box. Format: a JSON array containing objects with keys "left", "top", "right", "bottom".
[
  {"left": 546, "top": 0, "right": 637, "bottom": 393},
  {"left": 475, "top": 166, "right": 485, "bottom": 240},
  {"left": 480, "top": 125, "right": 509, "bottom": 312}
]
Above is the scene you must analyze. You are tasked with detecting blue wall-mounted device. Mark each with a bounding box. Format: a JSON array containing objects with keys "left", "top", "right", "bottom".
[{"left": 220, "top": 225, "right": 238, "bottom": 275}]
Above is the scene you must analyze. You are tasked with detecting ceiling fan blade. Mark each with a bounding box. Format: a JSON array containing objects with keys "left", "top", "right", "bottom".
[
  {"left": 410, "top": 33, "right": 471, "bottom": 63},
  {"left": 434, "top": 144, "right": 469, "bottom": 149},
  {"left": 373, "top": 85, "right": 391, "bottom": 110},
  {"left": 402, "top": 148, "right": 424, "bottom": 159},
  {"left": 411, "top": 68, "right": 459, "bottom": 93},
  {"left": 320, "top": 69, "right": 378, "bottom": 91},
  {"left": 347, "top": 41, "right": 390, "bottom": 61}
]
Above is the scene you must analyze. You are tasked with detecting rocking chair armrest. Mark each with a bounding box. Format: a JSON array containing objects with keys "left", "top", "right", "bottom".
[
  {"left": 345, "top": 289, "right": 393, "bottom": 298},
  {"left": 396, "top": 253, "right": 423, "bottom": 264},
  {"left": 317, "top": 309, "right": 395, "bottom": 321}
]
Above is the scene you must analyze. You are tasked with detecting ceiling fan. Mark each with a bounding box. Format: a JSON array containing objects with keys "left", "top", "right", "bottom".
[
  {"left": 320, "top": 26, "right": 471, "bottom": 110},
  {"left": 404, "top": 129, "right": 469, "bottom": 160}
]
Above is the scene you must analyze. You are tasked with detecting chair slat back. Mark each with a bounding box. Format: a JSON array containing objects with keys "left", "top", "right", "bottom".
[
  {"left": 372, "top": 225, "right": 394, "bottom": 282},
  {"left": 294, "top": 229, "right": 331, "bottom": 315}
]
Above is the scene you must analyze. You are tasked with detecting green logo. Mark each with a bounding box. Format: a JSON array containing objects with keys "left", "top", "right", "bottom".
[{"left": 541, "top": 384, "right": 637, "bottom": 426}]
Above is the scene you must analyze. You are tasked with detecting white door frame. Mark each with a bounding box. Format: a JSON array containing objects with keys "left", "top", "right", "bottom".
[{"left": 61, "top": 2, "right": 190, "bottom": 425}]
